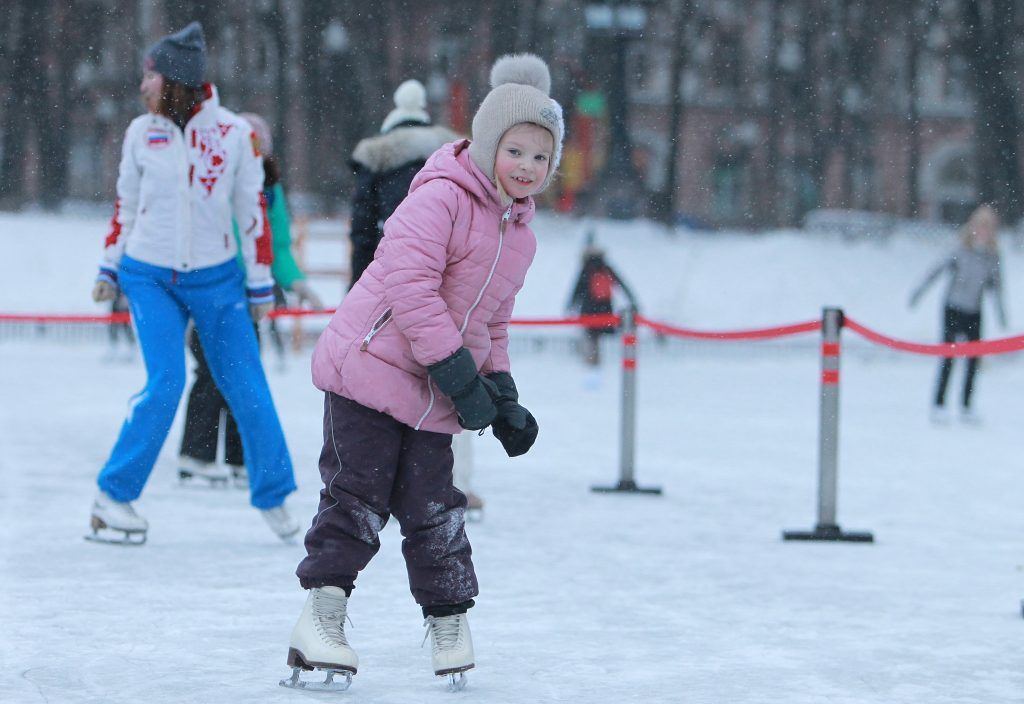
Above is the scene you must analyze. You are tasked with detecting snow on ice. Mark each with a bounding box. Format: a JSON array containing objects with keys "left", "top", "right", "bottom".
[{"left": 1, "top": 211, "right": 1022, "bottom": 703}]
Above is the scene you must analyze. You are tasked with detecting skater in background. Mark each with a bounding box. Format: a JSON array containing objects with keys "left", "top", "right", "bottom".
[
  {"left": 347, "top": 79, "right": 484, "bottom": 513},
  {"left": 177, "top": 112, "right": 322, "bottom": 488},
  {"left": 909, "top": 203, "right": 1007, "bottom": 423},
  {"left": 348, "top": 78, "right": 458, "bottom": 288},
  {"left": 281, "top": 54, "right": 560, "bottom": 691},
  {"left": 566, "top": 240, "right": 636, "bottom": 366},
  {"left": 88, "top": 22, "right": 298, "bottom": 545}
]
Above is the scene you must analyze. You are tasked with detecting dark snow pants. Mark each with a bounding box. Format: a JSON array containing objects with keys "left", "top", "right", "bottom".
[
  {"left": 180, "top": 326, "right": 246, "bottom": 466},
  {"left": 934, "top": 305, "right": 982, "bottom": 408},
  {"left": 296, "top": 392, "right": 478, "bottom": 609}
]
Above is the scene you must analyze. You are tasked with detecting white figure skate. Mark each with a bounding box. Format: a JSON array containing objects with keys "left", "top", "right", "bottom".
[
  {"left": 423, "top": 612, "right": 474, "bottom": 691},
  {"left": 177, "top": 455, "right": 230, "bottom": 487},
  {"left": 280, "top": 587, "right": 358, "bottom": 691},
  {"left": 260, "top": 504, "right": 301, "bottom": 542},
  {"left": 85, "top": 490, "right": 148, "bottom": 546},
  {"left": 464, "top": 491, "right": 484, "bottom": 523}
]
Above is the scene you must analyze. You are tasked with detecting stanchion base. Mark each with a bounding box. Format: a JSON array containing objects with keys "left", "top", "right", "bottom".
[
  {"left": 591, "top": 480, "right": 662, "bottom": 495},
  {"left": 782, "top": 523, "right": 873, "bottom": 542}
]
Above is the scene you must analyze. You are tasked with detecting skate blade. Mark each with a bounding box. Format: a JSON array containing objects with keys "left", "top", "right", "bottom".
[
  {"left": 279, "top": 666, "right": 353, "bottom": 692},
  {"left": 84, "top": 524, "right": 147, "bottom": 546},
  {"left": 445, "top": 671, "right": 469, "bottom": 691},
  {"left": 178, "top": 470, "right": 230, "bottom": 488}
]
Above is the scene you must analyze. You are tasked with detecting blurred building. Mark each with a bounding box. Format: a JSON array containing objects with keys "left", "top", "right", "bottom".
[{"left": 0, "top": 0, "right": 994, "bottom": 227}]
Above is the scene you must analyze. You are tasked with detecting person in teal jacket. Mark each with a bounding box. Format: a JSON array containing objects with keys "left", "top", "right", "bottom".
[{"left": 178, "top": 112, "right": 322, "bottom": 486}]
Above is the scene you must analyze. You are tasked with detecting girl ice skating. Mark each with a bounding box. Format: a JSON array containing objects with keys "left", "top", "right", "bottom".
[{"left": 281, "top": 53, "right": 563, "bottom": 691}]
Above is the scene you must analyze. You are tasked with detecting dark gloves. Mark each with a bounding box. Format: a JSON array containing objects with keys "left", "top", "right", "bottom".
[
  {"left": 486, "top": 372, "right": 539, "bottom": 457},
  {"left": 428, "top": 348, "right": 498, "bottom": 430}
]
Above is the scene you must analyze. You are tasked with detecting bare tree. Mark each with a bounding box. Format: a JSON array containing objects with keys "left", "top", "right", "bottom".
[
  {"left": 761, "top": 0, "right": 784, "bottom": 226},
  {"left": 655, "top": 0, "right": 694, "bottom": 226},
  {"left": 957, "top": 0, "right": 1024, "bottom": 221},
  {"left": 903, "top": 0, "right": 927, "bottom": 217},
  {"left": 0, "top": 0, "right": 46, "bottom": 205}
]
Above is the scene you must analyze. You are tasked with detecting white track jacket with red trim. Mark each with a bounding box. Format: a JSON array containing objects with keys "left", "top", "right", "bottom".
[{"left": 99, "top": 85, "right": 273, "bottom": 294}]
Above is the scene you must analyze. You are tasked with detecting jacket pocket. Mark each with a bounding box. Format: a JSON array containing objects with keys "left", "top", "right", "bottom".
[{"left": 359, "top": 307, "right": 393, "bottom": 350}]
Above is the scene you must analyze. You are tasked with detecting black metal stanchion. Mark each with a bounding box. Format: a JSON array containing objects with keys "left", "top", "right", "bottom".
[
  {"left": 783, "top": 307, "right": 872, "bottom": 542},
  {"left": 592, "top": 307, "right": 661, "bottom": 495}
]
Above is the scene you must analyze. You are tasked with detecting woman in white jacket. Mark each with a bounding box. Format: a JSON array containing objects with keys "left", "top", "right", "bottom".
[{"left": 88, "top": 22, "right": 298, "bottom": 544}]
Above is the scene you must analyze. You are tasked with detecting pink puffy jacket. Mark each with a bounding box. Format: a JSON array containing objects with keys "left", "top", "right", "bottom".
[{"left": 311, "top": 139, "right": 537, "bottom": 434}]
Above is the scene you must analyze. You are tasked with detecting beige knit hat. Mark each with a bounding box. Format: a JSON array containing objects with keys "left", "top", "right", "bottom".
[{"left": 468, "top": 54, "right": 563, "bottom": 194}]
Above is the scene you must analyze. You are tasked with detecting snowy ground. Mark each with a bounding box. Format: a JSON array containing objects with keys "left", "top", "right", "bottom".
[{"left": 2, "top": 212, "right": 1023, "bottom": 703}]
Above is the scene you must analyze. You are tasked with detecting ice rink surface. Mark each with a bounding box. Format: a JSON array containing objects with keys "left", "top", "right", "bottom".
[{"left": 2, "top": 212, "right": 1023, "bottom": 702}]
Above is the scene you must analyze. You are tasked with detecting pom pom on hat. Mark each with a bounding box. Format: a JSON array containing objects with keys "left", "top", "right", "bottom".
[
  {"left": 468, "top": 53, "right": 564, "bottom": 195},
  {"left": 380, "top": 79, "right": 431, "bottom": 133},
  {"left": 490, "top": 54, "right": 551, "bottom": 94}
]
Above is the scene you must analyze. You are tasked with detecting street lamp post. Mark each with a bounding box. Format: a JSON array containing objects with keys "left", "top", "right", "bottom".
[{"left": 585, "top": 2, "right": 648, "bottom": 219}]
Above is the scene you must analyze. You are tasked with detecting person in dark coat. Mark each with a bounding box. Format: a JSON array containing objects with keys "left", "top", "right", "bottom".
[
  {"left": 348, "top": 79, "right": 458, "bottom": 288},
  {"left": 176, "top": 112, "right": 321, "bottom": 488},
  {"left": 567, "top": 244, "right": 636, "bottom": 366}
]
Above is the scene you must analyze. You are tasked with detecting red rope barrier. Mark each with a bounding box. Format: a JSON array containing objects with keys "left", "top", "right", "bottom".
[
  {"left": 844, "top": 317, "right": 1024, "bottom": 357},
  {"left": 510, "top": 313, "right": 621, "bottom": 327},
  {"left": 0, "top": 312, "right": 132, "bottom": 324},
  {"left": 635, "top": 314, "right": 821, "bottom": 340},
  {"left": 11, "top": 308, "right": 1022, "bottom": 358},
  {"left": 266, "top": 307, "right": 336, "bottom": 319},
  {"left": 0, "top": 309, "right": 622, "bottom": 328}
]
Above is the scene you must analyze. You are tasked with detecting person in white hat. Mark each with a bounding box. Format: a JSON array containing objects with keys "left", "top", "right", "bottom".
[{"left": 348, "top": 79, "right": 458, "bottom": 287}]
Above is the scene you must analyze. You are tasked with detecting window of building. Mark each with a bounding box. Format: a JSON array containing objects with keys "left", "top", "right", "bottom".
[{"left": 711, "top": 154, "right": 751, "bottom": 221}]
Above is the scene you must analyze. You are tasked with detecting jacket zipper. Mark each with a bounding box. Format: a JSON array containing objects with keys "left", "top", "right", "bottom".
[
  {"left": 169, "top": 120, "right": 191, "bottom": 272},
  {"left": 416, "top": 203, "right": 513, "bottom": 430},
  {"left": 414, "top": 383, "right": 436, "bottom": 431},
  {"left": 459, "top": 204, "right": 511, "bottom": 335},
  {"left": 360, "top": 308, "right": 393, "bottom": 350}
]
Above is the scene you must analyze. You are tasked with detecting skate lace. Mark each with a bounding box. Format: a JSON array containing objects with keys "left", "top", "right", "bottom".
[
  {"left": 422, "top": 615, "right": 462, "bottom": 654},
  {"left": 313, "top": 590, "right": 352, "bottom": 648}
]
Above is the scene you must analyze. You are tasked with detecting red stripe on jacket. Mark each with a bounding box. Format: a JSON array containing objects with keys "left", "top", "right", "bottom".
[
  {"left": 104, "top": 199, "right": 122, "bottom": 248},
  {"left": 256, "top": 191, "right": 273, "bottom": 265}
]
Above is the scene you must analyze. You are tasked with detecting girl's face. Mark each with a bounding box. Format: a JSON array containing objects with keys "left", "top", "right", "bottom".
[
  {"left": 970, "top": 206, "right": 998, "bottom": 247},
  {"left": 140, "top": 70, "right": 163, "bottom": 113},
  {"left": 494, "top": 123, "right": 554, "bottom": 200}
]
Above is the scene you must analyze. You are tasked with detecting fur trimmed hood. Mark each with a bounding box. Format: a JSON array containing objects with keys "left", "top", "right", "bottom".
[{"left": 350, "top": 124, "right": 460, "bottom": 174}]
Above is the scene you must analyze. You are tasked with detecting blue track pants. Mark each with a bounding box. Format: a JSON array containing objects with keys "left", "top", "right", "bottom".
[{"left": 97, "top": 256, "right": 296, "bottom": 509}]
